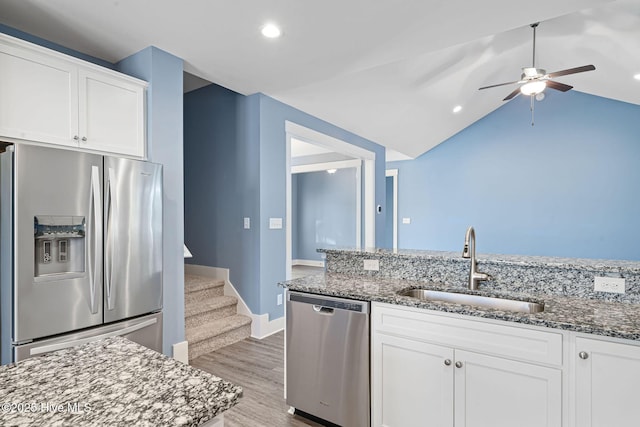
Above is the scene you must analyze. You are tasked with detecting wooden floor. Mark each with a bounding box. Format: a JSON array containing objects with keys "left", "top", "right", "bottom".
[{"left": 191, "top": 331, "right": 323, "bottom": 427}]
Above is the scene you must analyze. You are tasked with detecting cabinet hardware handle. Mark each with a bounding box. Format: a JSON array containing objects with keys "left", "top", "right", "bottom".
[
  {"left": 82, "top": 136, "right": 87, "bottom": 142},
  {"left": 444, "top": 359, "right": 451, "bottom": 366},
  {"left": 455, "top": 361, "right": 463, "bottom": 368},
  {"left": 578, "top": 351, "right": 589, "bottom": 360},
  {"left": 73, "top": 135, "right": 79, "bottom": 141}
]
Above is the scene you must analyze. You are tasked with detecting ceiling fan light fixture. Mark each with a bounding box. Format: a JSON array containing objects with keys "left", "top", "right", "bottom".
[
  {"left": 261, "top": 23, "right": 282, "bottom": 38},
  {"left": 520, "top": 80, "right": 547, "bottom": 96}
]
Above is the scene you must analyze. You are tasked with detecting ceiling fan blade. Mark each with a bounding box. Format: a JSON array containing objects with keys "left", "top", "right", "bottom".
[
  {"left": 547, "top": 65, "right": 595, "bottom": 78},
  {"left": 546, "top": 80, "right": 573, "bottom": 92},
  {"left": 479, "top": 80, "right": 521, "bottom": 90},
  {"left": 503, "top": 87, "right": 521, "bottom": 101}
]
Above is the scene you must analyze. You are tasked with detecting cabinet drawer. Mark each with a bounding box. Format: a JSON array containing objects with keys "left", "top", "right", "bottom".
[{"left": 373, "top": 303, "right": 563, "bottom": 366}]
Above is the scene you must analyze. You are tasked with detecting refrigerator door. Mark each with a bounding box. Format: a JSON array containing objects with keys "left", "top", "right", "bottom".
[
  {"left": 13, "top": 311, "right": 162, "bottom": 362},
  {"left": 103, "top": 157, "right": 162, "bottom": 323},
  {"left": 13, "top": 145, "right": 103, "bottom": 343}
]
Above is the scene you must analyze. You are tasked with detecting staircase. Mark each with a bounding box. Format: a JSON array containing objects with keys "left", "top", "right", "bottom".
[{"left": 185, "top": 274, "right": 251, "bottom": 361}]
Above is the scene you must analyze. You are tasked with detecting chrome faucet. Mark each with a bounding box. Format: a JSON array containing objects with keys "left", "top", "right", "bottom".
[{"left": 462, "top": 226, "right": 490, "bottom": 290}]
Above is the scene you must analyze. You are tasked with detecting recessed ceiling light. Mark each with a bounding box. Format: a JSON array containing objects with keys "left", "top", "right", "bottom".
[
  {"left": 261, "top": 23, "right": 282, "bottom": 38},
  {"left": 326, "top": 169, "right": 337, "bottom": 174},
  {"left": 634, "top": 73, "right": 640, "bottom": 81},
  {"left": 452, "top": 105, "right": 462, "bottom": 113}
]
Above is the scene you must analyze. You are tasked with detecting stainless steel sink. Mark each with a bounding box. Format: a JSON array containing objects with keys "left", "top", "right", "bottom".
[{"left": 398, "top": 289, "right": 544, "bottom": 313}]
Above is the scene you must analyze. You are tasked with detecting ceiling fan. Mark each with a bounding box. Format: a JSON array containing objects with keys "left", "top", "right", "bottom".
[{"left": 479, "top": 22, "right": 596, "bottom": 102}]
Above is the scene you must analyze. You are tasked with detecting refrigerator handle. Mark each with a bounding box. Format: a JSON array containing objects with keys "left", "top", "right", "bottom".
[
  {"left": 89, "top": 166, "right": 102, "bottom": 314},
  {"left": 105, "top": 167, "right": 118, "bottom": 311}
]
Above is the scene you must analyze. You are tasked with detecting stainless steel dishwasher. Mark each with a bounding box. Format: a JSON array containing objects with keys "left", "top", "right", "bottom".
[{"left": 286, "top": 291, "right": 370, "bottom": 427}]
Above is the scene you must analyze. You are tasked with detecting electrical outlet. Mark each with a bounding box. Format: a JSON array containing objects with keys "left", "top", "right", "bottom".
[
  {"left": 402, "top": 217, "right": 411, "bottom": 224},
  {"left": 594, "top": 276, "right": 625, "bottom": 294},
  {"left": 243, "top": 217, "right": 250, "bottom": 229},
  {"left": 363, "top": 259, "right": 380, "bottom": 271},
  {"left": 277, "top": 294, "right": 283, "bottom": 305}
]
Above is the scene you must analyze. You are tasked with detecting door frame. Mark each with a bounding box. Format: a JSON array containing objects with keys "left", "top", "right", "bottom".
[
  {"left": 285, "top": 121, "right": 376, "bottom": 279},
  {"left": 386, "top": 169, "right": 398, "bottom": 250}
]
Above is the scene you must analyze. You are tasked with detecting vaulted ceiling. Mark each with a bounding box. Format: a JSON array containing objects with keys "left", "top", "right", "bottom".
[{"left": 1, "top": 0, "right": 638, "bottom": 157}]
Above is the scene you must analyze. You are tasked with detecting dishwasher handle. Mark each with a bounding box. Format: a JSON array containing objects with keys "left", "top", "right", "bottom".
[
  {"left": 288, "top": 291, "right": 369, "bottom": 314},
  {"left": 312, "top": 305, "right": 334, "bottom": 314}
]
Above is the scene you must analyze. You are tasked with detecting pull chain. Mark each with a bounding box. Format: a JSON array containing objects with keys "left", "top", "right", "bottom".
[{"left": 530, "top": 95, "right": 535, "bottom": 126}]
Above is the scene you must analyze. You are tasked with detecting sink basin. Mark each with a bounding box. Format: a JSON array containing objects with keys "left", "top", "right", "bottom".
[{"left": 398, "top": 289, "right": 544, "bottom": 314}]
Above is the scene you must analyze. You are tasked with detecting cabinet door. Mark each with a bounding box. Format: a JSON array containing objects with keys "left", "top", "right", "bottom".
[
  {"left": 372, "top": 332, "right": 454, "bottom": 427},
  {"left": 79, "top": 69, "right": 145, "bottom": 157},
  {"left": 575, "top": 337, "right": 640, "bottom": 427},
  {"left": 454, "top": 350, "right": 562, "bottom": 427},
  {"left": 0, "top": 42, "right": 78, "bottom": 146}
]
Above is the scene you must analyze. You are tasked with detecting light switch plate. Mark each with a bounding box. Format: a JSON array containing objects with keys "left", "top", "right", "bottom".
[
  {"left": 277, "top": 294, "right": 283, "bottom": 305},
  {"left": 269, "top": 218, "right": 283, "bottom": 229},
  {"left": 363, "top": 259, "right": 380, "bottom": 271},
  {"left": 243, "top": 217, "right": 250, "bottom": 229},
  {"left": 402, "top": 217, "right": 411, "bottom": 224},
  {"left": 594, "top": 276, "right": 625, "bottom": 293}
]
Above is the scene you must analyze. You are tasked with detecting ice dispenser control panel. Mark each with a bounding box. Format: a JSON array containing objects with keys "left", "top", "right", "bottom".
[{"left": 34, "top": 216, "right": 85, "bottom": 279}]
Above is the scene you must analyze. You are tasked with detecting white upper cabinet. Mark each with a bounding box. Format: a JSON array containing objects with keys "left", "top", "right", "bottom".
[
  {"left": 0, "top": 33, "right": 146, "bottom": 158},
  {"left": 79, "top": 69, "right": 145, "bottom": 157},
  {"left": 0, "top": 42, "right": 79, "bottom": 147}
]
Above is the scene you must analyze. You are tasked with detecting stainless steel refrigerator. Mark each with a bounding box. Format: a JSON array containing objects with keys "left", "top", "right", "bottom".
[{"left": 0, "top": 144, "right": 163, "bottom": 364}]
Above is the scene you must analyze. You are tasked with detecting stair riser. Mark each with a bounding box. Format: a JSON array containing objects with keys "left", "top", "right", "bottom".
[
  {"left": 185, "top": 287, "right": 224, "bottom": 304},
  {"left": 188, "top": 324, "right": 251, "bottom": 360},
  {"left": 185, "top": 304, "right": 237, "bottom": 329}
]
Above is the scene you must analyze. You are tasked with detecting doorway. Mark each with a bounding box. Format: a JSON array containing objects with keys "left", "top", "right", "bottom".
[
  {"left": 385, "top": 169, "right": 398, "bottom": 250},
  {"left": 285, "top": 121, "right": 376, "bottom": 280}
]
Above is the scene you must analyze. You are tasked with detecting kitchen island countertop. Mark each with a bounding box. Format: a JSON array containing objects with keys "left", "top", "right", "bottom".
[
  {"left": 0, "top": 336, "right": 242, "bottom": 426},
  {"left": 282, "top": 273, "right": 640, "bottom": 341}
]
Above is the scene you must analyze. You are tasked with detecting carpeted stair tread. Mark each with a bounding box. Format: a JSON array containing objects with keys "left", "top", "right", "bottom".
[
  {"left": 185, "top": 295, "right": 238, "bottom": 317},
  {"left": 186, "top": 314, "right": 252, "bottom": 344},
  {"left": 185, "top": 274, "right": 224, "bottom": 294}
]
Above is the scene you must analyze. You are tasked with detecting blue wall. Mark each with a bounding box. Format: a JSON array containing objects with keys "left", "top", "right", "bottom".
[
  {"left": 293, "top": 169, "right": 358, "bottom": 261},
  {"left": 0, "top": 25, "right": 186, "bottom": 354},
  {"left": 257, "top": 94, "right": 385, "bottom": 319},
  {"left": 184, "top": 84, "right": 261, "bottom": 313},
  {"left": 117, "top": 48, "right": 185, "bottom": 355},
  {"left": 388, "top": 90, "right": 640, "bottom": 260},
  {"left": 184, "top": 88, "right": 386, "bottom": 320}
]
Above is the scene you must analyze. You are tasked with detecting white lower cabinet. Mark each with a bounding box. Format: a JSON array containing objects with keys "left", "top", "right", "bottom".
[
  {"left": 373, "top": 333, "right": 453, "bottom": 427},
  {"left": 574, "top": 337, "right": 640, "bottom": 427},
  {"left": 454, "top": 349, "right": 561, "bottom": 427},
  {"left": 372, "top": 303, "right": 563, "bottom": 427}
]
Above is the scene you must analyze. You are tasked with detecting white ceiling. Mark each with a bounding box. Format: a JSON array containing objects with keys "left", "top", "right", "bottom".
[{"left": 1, "top": 0, "right": 638, "bottom": 157}]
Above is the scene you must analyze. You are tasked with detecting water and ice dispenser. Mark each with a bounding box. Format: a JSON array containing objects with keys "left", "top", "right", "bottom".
[{"left": 34, "top": 216, "right": 85, "bottom": 278}]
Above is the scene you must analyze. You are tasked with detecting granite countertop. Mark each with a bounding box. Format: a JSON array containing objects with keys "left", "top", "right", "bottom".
[
  {"left": 282, "top": 273, "right": 640, "bottom": 341},
  {"left": 0, "top": 336, "right": 242, "bottom": 427}
]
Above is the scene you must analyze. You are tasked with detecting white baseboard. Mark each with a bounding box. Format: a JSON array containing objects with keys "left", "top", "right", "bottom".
[
  {"left": 172, "top": 341, "right": 189, "bottom": 364},
  {"left": 253, "top": 314, "right": 285, "bottom": 339},
  {"left": 292, "top": 259, "right": 325, "bottom": 268},
  {"left": 184, "top": 264, "right": 284, "bottom": 339}
]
